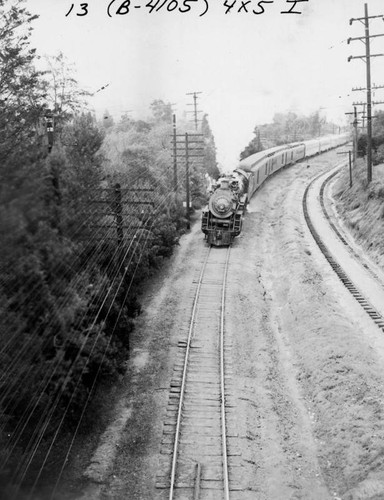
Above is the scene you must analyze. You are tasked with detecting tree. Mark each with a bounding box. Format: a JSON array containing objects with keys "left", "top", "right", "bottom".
[
  {"left": 150, "top": 99, "right": 173, "bottom": 123},
  {"left": 357, "top": 110, "right": 384, "bottom": 161},
  {"left": 44, "top": 52, "right": 89, "bottom": 123},
  {"left": 201, "top": 114, "right": 220, "bottom": 178},
  {"left": 117, "top": 111, "right": 131, "bottom": 132},
  {"left": 373, "top": 110, "right": 384, "bottom": 140},
  {"left": 61, "top": 112, "right": 105, "bottom": 194},
  {"left": 102, "top": 109, "right": 114, "bottom": 129},
  {"left": 240, "top": 126, "right": 264, "bottom": 160},
  {"left": 0, "top": 0, "right": 45, "bottom": 182},
  {"left": 308, "top": 110, "right": 326, "bottom": 138},
  {"left": 0, "top": 6, "right": 178, "bottom": 496},
  {"left": 242, "top": 110, "right": 333, "bottom": 153}
]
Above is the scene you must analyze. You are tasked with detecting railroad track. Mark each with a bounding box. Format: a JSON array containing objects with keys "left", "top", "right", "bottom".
[
  {"left": 303, "top": 166, "right": 384, "bottom": 332},
  {"left": 156, "top": 245, "right": 241, "bottom": 499}
]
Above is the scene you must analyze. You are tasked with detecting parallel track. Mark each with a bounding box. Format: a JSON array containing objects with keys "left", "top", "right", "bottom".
[
  {"left": 303, "top": 168, "right": 384, "bottom": 331},
  {"left": 157, "top": 246, "right": 233, "bottom": 499}
]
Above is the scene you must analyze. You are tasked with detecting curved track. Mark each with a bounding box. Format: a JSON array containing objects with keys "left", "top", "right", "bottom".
[
  {"left": 303, "top": 166, "right": 384, "bottom": 332},
  {"left": 157, "top": 246, "right": 233, "bottom": 499}
]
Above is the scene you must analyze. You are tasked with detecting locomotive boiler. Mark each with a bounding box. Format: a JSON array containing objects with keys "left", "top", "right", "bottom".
[{"left": 201, "top": 169, "right": 251, "bottom": 246}]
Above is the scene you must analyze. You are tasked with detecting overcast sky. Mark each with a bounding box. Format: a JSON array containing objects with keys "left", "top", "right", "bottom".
[{"left": 26, "top": 0, "right": 384, "bottom": 169}]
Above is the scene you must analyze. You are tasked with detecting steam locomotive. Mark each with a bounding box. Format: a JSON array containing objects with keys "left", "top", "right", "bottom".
[{"left": 201, "top": 133, "right": 349, "bottom": 246}]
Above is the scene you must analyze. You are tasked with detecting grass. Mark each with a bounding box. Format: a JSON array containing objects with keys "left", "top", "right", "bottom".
[{"left": 333, "top": 159, "right": 384, "bottom": 268}]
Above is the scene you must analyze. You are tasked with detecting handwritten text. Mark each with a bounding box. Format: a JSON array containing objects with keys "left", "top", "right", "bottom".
[{"left": 65, "top": 0, "right": 309, "bottom": 17}]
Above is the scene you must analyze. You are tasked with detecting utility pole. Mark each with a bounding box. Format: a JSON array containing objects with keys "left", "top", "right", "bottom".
[
  {"left": 172, "top": 132, "right": 204, "bottom": 229},
  {"left": 353, "top": 84, "right": 384, "bottom": 92},
  {"left": 345, "top": 106, "right": 361, "bottom": 165},
  {"left": 352, "top": 99, "right": 384, "bottom": 132},
  {"left": 362, "top": 102, "right": 366, "bottom": 130},
  {"left": 89, "top": 184, "right": 155, "bottom": 246},
  {"left": 345, "top": 106, "right": 365, "bottom": 165},
  {"left": 186, "top": 91, "right": 203, "bottom": 131},
  {"left": 185, "top": 133, "right": 190, "bottom": 230},
  {"left": 353, "top": 107, "right": 358, "bottom": 166},
  {"left": 172, "top": 114, "right": 178, "bottom": 194},
  {"left": 44, "top": 109, "right": 61, "bottom": 231},
  {"left": 348, "top": 3, "right": 384, "bottom": 183},
  {"left": 45, "top": 109, "right": 54, "bottom": 153}
]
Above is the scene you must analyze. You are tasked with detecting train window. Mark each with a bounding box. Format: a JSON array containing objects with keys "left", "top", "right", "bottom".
[
  {"left": 265, "top": 164, "right": 267, "bottom": 174},
  {"left": 257, "top": 170, "right": 259, "bottom": 183},
  {"left": 281, "top": 155, "right": 284, "bottom": 165}
]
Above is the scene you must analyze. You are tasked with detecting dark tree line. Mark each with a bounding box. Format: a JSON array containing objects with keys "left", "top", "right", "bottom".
[
  {"left": 240, "top": 110, "right": 342, "bottom": 160},
  {"left": 0, "top": 2, "right": 219, "bottom": 498}
]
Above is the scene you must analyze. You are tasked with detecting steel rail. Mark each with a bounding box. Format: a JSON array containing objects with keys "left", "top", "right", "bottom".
[
  {"left": 319, "top": 169, "right": 384, "bottom": 286},
  {"left": 168, "top": 244, "right": 232, "bottom": 499},
  {"left": 303, "top": 165, "right": 384, "bottom": 331},
  {"left": 168, "top": 247, "right": 211, "bottom": 500},
  {"left": 220, "top": 247, "right": 231, "bottom": 500}
]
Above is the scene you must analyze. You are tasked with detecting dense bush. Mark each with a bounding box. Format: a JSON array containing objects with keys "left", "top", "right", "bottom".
[
  {"left": 0, "top": 4, "right": 218, "bottom": 495},
  {"left": 356, "top": 110, "right": 384, "bottom": 163},
  {"left": 374, "top": 144, "right": 384, "bottom": 166}
]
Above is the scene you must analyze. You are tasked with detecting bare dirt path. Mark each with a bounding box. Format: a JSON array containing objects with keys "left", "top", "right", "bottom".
[{"left": 76, "top": 150, "right": 384, "bottom": 500}]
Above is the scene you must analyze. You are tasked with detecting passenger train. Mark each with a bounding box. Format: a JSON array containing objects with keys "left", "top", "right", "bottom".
[{"left": 201, "top": 133, "right": 350, "bottom": 246}]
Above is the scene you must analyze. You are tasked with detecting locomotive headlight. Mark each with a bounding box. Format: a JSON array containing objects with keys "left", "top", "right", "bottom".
[
  {"left": 215, "top": 197, "right": 231, "bottom": 214},
  {"left": 209, "top": 190, "right": 233, "bottom": 218}
]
